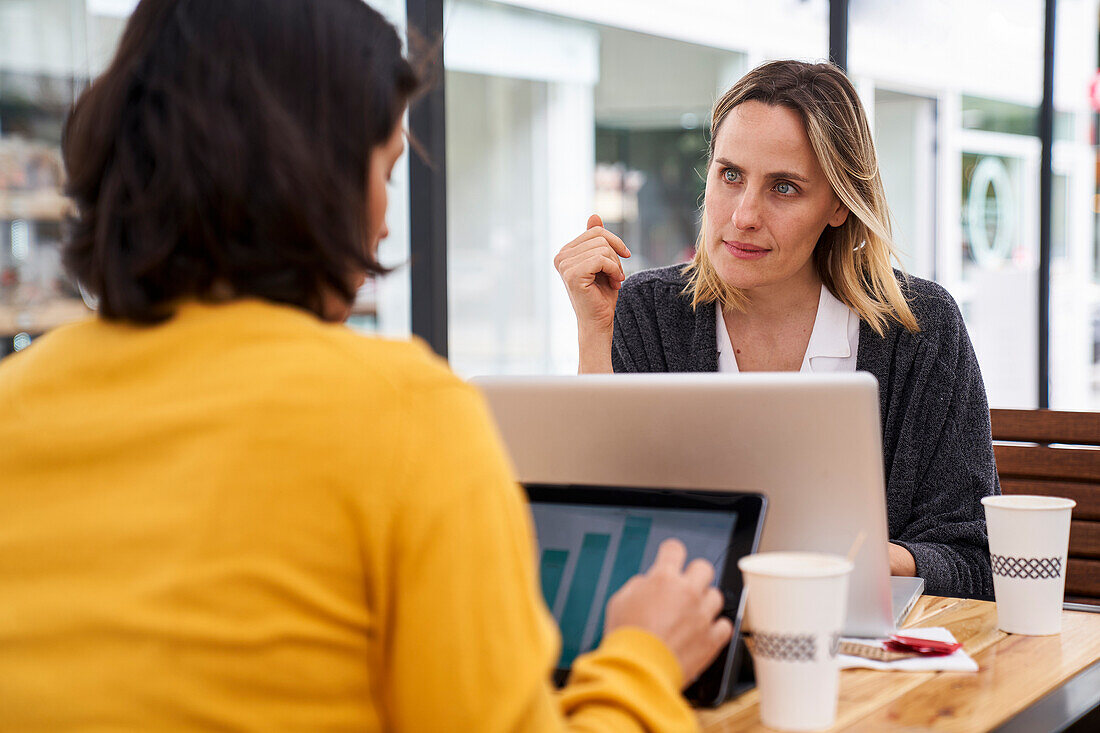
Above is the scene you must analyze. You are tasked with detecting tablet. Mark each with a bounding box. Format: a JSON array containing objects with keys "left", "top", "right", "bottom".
[{"left": 524, "top": 484, "right": 766, "bottom": 707}]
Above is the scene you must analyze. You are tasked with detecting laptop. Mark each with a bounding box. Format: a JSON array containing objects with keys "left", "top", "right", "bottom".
[
  {"left": 474, "top": 373, "right": 924, "bottom": 637},
  {"left": 525, "top": 483, "right": 766, "bottom": 707}
]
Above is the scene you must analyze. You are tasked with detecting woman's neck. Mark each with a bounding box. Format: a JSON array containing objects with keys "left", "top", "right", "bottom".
[
  {"left": 728, "top": 269, "right": 822, "bottom": 326},
  {"left": 721, "top": 269, "right": 823, "bottom": 372}
]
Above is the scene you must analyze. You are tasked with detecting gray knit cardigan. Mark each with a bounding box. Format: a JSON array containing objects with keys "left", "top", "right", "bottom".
[{"left": 611, "top": 265, "right": 998, "bottom": 598}]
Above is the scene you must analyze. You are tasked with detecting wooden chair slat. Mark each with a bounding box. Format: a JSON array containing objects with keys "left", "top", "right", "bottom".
[
  {"left": 1070, "top": 521, "right": 1100, "bottom": 559},
  {"left": 990, "top": 409, "right": 1100, "bottom": 446},
  {"left": 992, "top": 445, "right": 1100, "bottom": 483},
  {"left": 998, "top": 479, "right": 1100, "bottom": 520},
  {"left": 1065, "top": 558, "right": 1100, "bottom": 599},
  {"left": 991, "top": 408, "right": 1100, "bottom": 605}
]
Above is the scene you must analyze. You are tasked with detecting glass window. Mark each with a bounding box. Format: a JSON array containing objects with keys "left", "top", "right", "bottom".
[
  {"left": 1048, "top": 0, "right": 1099, "bottom": 409},
  {"left": 594, "top": 128, "right": 709, "bottom": 275},
  {"left": 958, "top": 150, "right": 1038, "bottom": 407},
  {"left": 960, "top": 95, "right": 1075, "bottom": 141},
  {"left": 850, "top": 0, "right": 1053, "bottom": 409},
  {"left": 0, "top": 0, "right": 103, "bottom": 358},
  {"left": 0, "top": 0, "right": 412, "bottom": 358},
  {"left": 960, "top": 153, "right": 1029, "bottom": 277},
  {"left": 1052, "top": 173, "right": 1068, "bottom": 261},
  {"left": 1091, "top": 305, "right": 1100, "bottom": 408},
  {"left": 874, "top": 89, "right": 937, "bottom": 279},
  {"left": 446, "top": 71, "right": 554, "bottom": 373},
  {"left": 443, "top": 0, "right": 829, "bottom": 377}
]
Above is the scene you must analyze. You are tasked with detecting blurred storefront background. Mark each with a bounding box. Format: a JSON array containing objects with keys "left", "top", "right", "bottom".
[
  {"left": 0, "top": 0, "right": 413, "bottom": 347},
  {"left": 3, "top": 0, "right": 1099, "bottom": 410}
]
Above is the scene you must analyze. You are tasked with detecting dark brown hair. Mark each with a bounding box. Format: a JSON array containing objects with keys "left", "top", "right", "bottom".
[{"left": 63, "top": 0, "right": 419, "bottom": 323}]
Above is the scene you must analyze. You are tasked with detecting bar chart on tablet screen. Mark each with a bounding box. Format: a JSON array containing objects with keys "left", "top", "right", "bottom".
[{"left": 529, "top": 503, "right": 737, "bottom": 666}]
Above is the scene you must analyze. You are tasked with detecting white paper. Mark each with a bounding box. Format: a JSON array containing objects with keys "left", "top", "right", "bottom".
[{"left": 838, "top": 626, "right": 978, "bottom": 672}]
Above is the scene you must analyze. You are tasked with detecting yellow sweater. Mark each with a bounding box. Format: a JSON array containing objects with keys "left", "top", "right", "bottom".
[{"left": 0, "top": 299, "right": 695, "bottom": 732}]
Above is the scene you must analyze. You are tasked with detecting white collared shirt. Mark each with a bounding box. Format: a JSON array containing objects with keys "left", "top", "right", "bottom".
[{"left": 716, "top": 285, "right": 859, "bottom": 373}]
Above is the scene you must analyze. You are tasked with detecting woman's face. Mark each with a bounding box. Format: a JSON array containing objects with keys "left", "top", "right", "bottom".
[
  {"left": 366, "top": 121, "right": 406, "bottom": 262},
  {"left": 324, "top": 121, "right": 405, "bottom": 321},
  {"left": 703, "top": 101, "right": 848, "bottom": 295}
]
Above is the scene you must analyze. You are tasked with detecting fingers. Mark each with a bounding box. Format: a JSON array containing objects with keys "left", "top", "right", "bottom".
[
  {"left": 558, "top": 221, "right": 631, "bottom": 260},
  {"left": 701, "top": 586, "right": 724, "bottom": 619},
  {"left": 598, "top": 227, "right": 630, "bottom": 259},
  {"left": 554, "top": 236, "right": 620, "bottom": 269},
  {"left": 563, "top": 231, "right": 629, "bottom": 260},
  {"left": 594, "top": 273, "right": 623, "bottom": 292},
  {"left": 684, "top": 558, "right": 715, "bottom": 589},
  {"left": 582, "top": 214, "right": 630, "bottom": 258},
  {"left": 710, "top": 616, "right": 734, "bottom": 647},
  {"left": 591, "top": 254, "right": 624, "bottom": 287},
  {"left": 556, "top": 247, "right": 625, "bottom": 290},
  {"left": 651, "top": 538, "right": 687, "bottom": 574}
]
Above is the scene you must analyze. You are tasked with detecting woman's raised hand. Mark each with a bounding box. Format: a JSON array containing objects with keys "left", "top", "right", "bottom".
[
  {"left": 553, "top": 214, "right": 631, "bottom": 372},
  {"left": 553, "top": 214, "right": 631, "bottom": 335}
]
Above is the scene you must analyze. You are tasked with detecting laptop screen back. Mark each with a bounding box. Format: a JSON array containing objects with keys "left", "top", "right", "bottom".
[{"left": 476, "top": 373, "right": 897, "bottom": 637}]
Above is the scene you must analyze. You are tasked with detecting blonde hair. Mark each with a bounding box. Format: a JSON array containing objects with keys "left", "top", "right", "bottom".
[{"left": 683, "top": 60, "right": 919, "bottom": 336}]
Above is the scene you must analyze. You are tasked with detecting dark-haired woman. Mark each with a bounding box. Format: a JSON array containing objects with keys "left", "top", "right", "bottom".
[{"left": 0, "top": 1, "right": 726, "bottom": 729}]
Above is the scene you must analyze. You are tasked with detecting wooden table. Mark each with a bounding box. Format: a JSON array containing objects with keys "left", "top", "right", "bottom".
[{"left": 699, "top": 596, "right": 1100, "bottom": 732}]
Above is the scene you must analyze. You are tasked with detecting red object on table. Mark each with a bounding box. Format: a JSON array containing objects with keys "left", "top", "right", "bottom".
[{"left": 883, "top": 635, "right": 962, "bottom": 656}]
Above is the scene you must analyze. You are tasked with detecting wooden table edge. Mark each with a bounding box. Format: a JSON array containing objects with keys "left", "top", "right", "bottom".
[{"left": 697, "top": 598, "right": 1100, "bottom": 732}]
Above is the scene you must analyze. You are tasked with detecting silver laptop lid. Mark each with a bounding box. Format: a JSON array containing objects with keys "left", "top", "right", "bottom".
[{"left": 474, "top": 372, "right": 897, "bottom": 638}]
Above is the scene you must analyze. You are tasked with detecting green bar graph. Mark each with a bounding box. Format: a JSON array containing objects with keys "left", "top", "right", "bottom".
[
  {"left": 590, "top": 515, "right": 652, "bottom": 649},
  {"left": 539, "top": 549, "right": 569, "bottom": 610},
  {"left": 558, "top": 532, "right": 611, "bottom": 665}
]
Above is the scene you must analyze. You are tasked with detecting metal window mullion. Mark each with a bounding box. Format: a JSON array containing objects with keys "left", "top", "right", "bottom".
[
  {"left": 406, "top": 0, "right": 448, "bottom": 358},
  {"left": 1038, "top": 0, "right": 1056, "bottom": 407},
  {"left": 829, "top": 0, "right": 849, "bottom": 72}
]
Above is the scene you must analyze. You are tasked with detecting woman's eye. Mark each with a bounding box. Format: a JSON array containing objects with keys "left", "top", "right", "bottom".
[
  {"left": 775, "top": 181, "right": 793, "bottom": 195},
  {"left": 722, "top": 169, "right": 739, "bottom": 183}
]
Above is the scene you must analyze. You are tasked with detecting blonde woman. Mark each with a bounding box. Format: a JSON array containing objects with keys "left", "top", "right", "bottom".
[{"left": 555, "top": 60, "right": 998, "bottom": 598}]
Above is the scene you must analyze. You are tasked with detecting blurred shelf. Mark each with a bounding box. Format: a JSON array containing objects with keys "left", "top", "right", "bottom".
[
  {"left": 0, "top": 298, "right": 90, "bottom": 337},
  {"left": 0, "top": 189, "right": 70, "bottom": 221}
]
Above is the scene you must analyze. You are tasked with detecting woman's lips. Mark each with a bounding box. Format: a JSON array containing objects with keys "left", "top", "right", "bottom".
[{"left": 723, "top": 240, "right": 771, "bottom": 260}]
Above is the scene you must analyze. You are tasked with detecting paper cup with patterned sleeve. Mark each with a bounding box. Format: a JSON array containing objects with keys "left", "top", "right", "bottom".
[
  {"left": 982, "top": 495, "right": 1075, "bottom": 635},
  {"left": 738, "top": 552, "right": 852, "bottom": 731}
]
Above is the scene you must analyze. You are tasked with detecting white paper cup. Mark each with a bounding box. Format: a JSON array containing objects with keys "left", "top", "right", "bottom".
[
  {"left": 738, "top": 552, "right": 853, "bottom": 731},
  {"left": 982, "top": 495, "right": 1075, "bottom": 635}
]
